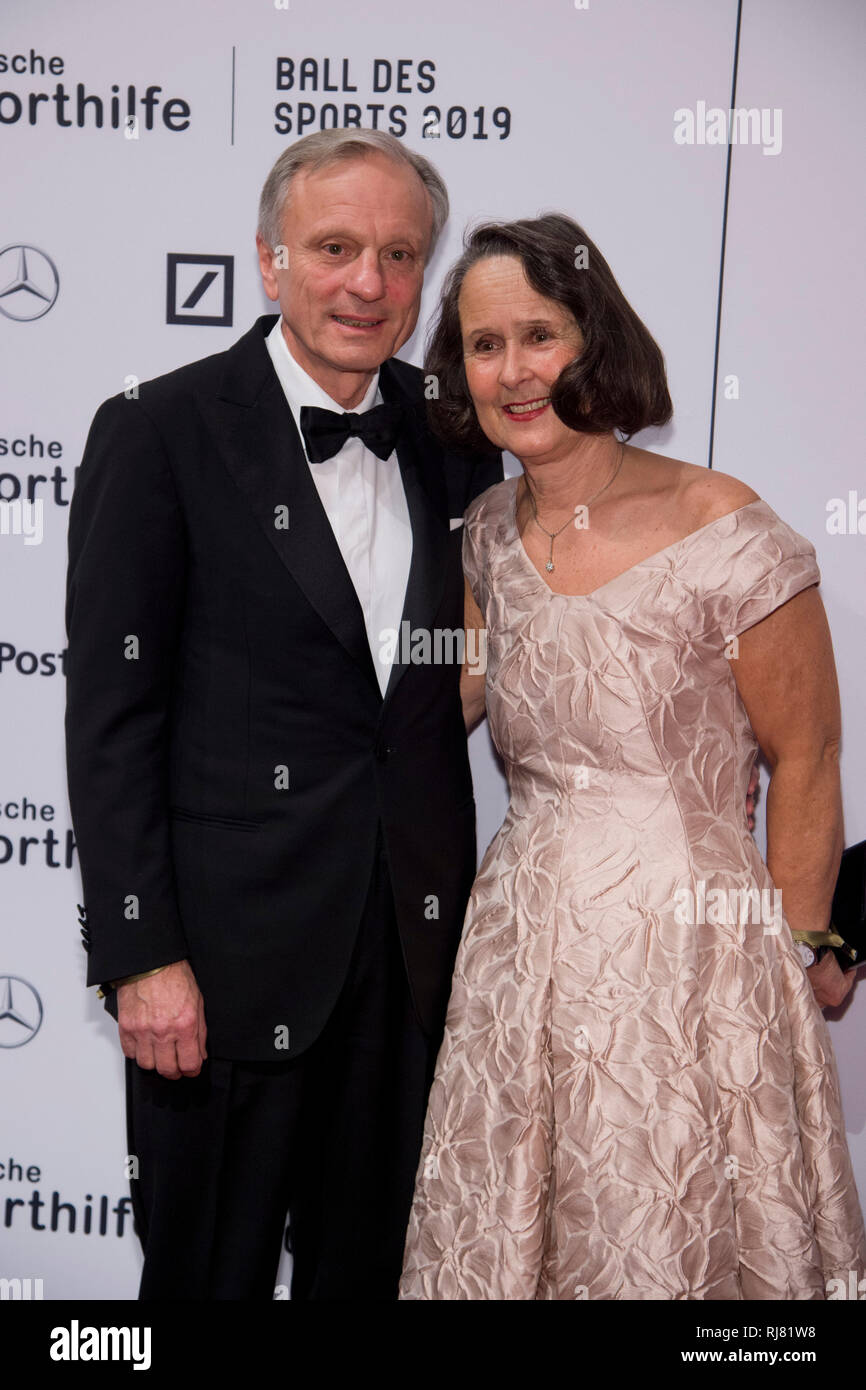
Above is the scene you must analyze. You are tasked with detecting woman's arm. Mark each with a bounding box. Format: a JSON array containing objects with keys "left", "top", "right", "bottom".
[
  {"left": 460, "top": 577, "right": 487, "bottom": 734},
  {"left": 732, "top": 585, "right": 854, "bottom": 1007}
]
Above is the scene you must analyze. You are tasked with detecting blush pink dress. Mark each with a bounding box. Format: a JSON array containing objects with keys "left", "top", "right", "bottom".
[{"left": 399, "top": 478, "right": 866, "bottom": 1300}]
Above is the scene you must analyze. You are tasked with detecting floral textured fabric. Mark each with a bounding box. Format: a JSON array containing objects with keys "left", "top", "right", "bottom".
[{"left": 400, "top": 479, "right": 866, "bottom": 1301}]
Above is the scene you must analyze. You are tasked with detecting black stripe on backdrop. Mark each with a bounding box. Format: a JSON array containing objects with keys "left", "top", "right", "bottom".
[
  {"left": 707, "top": 0, "right": 744, "bottom": 471},
  {"left": 231, "top": 45, "right": 236, "bottom": 146}
]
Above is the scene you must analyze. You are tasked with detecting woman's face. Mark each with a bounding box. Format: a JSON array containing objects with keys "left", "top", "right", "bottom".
[{"left": 458, "top": 255, "right": 583, "bottom": 462}]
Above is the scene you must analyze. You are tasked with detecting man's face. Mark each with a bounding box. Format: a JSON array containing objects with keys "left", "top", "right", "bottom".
[{"left": 257, "top": 152, "right": 433, "bottom": 405}]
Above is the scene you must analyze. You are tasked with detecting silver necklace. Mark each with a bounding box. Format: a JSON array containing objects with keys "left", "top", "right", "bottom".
[{"left": 528, "top": 441, "right": 625, "bottom": 573}]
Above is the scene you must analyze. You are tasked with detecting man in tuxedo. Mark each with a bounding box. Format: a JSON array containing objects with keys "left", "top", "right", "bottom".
[{"left": 65, "top": 128, "right": 502, "bottom": 1300}]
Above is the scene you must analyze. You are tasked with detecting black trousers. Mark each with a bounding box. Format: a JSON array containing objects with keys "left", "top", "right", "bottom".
[{"left": 125, "top": 831, "right": 438, "bottom": 1300}]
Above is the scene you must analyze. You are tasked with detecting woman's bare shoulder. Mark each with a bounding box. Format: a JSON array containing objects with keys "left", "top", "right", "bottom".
[
  {"left": 637, "top": 453, "right": 762, "bottom": 525},
  {"left": 687, "top": 468, "right": 761, "bottom": 527}
]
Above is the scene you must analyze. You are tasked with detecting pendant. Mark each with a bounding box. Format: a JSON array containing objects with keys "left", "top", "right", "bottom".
[{"left": 546, "top": 561, "right": 554, "bottom": 572}]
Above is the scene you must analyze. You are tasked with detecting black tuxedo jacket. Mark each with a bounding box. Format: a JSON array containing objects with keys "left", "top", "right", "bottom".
[{"left": 65, "top": 314, "right": 503, "bottom": 1061}]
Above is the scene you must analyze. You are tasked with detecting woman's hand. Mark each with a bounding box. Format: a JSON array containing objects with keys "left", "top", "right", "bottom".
[{"left": 460, "top": 577, "right": 487, "bottom": 733}]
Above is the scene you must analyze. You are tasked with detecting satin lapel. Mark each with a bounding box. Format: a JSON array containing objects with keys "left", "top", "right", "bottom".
[
  {"left": 199, "top": 320, "right": 379, "bottom": 692},
  {"left": 379, "top": 361, "right": 449, "bottom": 706}
]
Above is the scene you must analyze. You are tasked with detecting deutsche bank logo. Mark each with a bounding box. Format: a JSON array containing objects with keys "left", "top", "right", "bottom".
[{"left": 166, "top": 253, "right": 233, "bottom": 327}]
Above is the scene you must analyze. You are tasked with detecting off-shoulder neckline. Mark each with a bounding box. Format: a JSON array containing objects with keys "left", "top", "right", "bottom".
[{"left": 505, "top": 475, "right": 771, "bottom": 600}]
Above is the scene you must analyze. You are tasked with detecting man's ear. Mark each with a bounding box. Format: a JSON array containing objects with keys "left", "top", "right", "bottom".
[{"left": 256, "top": 234, "right": 280, "bottom": 302}]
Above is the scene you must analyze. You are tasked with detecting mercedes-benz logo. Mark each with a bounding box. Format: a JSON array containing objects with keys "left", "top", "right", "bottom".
[
  {"left": 0, "top": 976, "right": 43, "bottom": 1047},
  {"left": 0, "top": 245, "right": 60, "bottom": 321}
]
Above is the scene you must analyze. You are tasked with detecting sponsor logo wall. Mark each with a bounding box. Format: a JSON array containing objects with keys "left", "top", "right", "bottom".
[{"left": 2, "top": 0, "right": 863, "bottom": 1298}]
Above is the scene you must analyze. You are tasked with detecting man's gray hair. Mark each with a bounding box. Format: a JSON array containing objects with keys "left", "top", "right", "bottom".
[{"left": 257, "top": 128, "right": 449, "bottom": 261}]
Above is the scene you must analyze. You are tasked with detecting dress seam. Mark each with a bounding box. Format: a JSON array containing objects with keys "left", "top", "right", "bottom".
[
  {"left": 588, "top": 604, "right": 745, "bottom": 1294},
  {"left": 589, "top": 604, "right": 698, "bottom": 893},
  {"left": 539, "top": 602, "right": 569, "bottom": 1300},
  {"left": 550, "top": 601, "right": 574, "bottom": 951}
]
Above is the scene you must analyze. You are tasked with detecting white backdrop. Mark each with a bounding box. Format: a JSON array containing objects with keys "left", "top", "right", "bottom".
[{"left": 1, "top": 0, "right": 863, "bottom": 1299}]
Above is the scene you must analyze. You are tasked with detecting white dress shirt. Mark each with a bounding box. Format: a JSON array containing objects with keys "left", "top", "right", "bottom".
[{"left": 265, "top": 317, "right": 413, "bottom": 697}]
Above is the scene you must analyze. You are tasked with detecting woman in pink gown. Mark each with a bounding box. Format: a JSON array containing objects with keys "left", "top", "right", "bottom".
[{"left": 399, "top": 215, "right": 865, "bottom": 1300}]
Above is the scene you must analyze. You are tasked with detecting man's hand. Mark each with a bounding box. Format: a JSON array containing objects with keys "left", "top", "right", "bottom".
[
  {"left": 117, "top": 958, "right": 207, "bottom": 1079},
  {"left": 807, "top": 949, "right": 857, "bottom": 1009}
]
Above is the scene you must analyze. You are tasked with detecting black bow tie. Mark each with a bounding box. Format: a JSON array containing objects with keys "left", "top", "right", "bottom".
[{"left": 299, "top": 402, "right": 403, "bottom": 463}]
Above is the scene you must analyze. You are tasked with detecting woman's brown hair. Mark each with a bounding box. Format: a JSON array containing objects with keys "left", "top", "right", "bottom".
[{"left": 425, "top": 213, "right": 673, "bottom": 452}]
